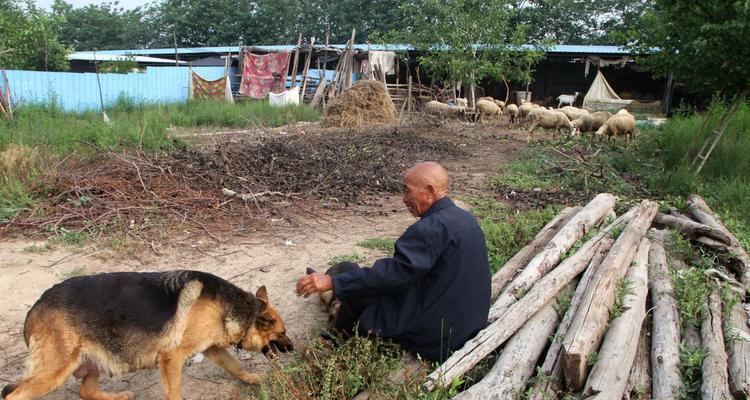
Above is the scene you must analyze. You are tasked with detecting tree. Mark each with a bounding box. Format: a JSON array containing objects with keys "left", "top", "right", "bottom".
[
  {"left": 627, "top": 0, "right": 749, "bottom": 97},
  {"left": 516, "top": 0, "right": 652, "bottom": 45},
  {"left": 385, "top": 0, "right": 546, "bottom": 104},
  {"left": 0, "top": 0, "right": 69, "bottom": 71},
  {"left": 159, "top": 0, "right": 259, "bottom": 47},
  {"left": 52, "top": 0, "right": 166, "bottom": 51}
]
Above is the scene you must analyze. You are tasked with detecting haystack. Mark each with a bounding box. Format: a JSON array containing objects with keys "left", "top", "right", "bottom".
[{"left": 323, "top": 80, "right": 397, "bottom": 128}]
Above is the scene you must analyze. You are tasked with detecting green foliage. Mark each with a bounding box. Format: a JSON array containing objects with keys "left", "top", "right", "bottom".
[
  {"left": 0, "top": 0, "right": 70, "bottom": 71},
  {"left": 627, "top": 0, "right": 749, "bottom": 97},
  {"left": 52, "top": 0, "right": 164, "bottom": 51},
  {"left": 259, "top": 332, "right": 459, "bottom": 400},
  {"left": 328, "top": 253, "right": 366, "bottom": 266},
  {"left": 98, "top": 56, "right": 139, "bottom": 73},
  {"left": 518, "top": 0, "right": 652, "bottom": 45},
  {"left": 671, "top": 264, "right": 712, "bottom": 329},
  {"left": 586, "top": 351, "right": 598, "bottom": 366},
  {"left": 58, "top": 266, "right": 88, "bottom": 279},
  {"left": 677, "top": 342, "right": 708, "bottom": 399},
  {"left": 471, "top": 197, "right": 558, "bottom": 274},
  {"left": 356, "top": 238, "right": 396, "bottom": 253},
  {"left": 46, "top": 226, "right": 88, "bottom": 246},
  {"left": 23, "top": 241, "right": 52, "bottom": 253},
  {"left": 609, "top": 278, "right": 635, "bottom": 322},
  {"left": 383, "top": 0, "right": 546, "bottom": 92},
  {"left": 554, "top": 288, "right": 573, "bottom": 317},
  {"left": 167, "top": 100, "right": 321, "bottom": 128},
  {"left": 489, "top": 156, "right": 554, "bottom": 191}
]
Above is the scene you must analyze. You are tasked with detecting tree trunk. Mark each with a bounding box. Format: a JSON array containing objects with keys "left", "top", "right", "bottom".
[
  {"left": 424, "top": 210, "right": 635, "bottom": 391},
  {"left": 562, "top": 200, "right": 659, "bottom": 391},
  {"left": 727, "top": 302, "right": 750, "bottom": 399},
  {"left": 490, "top": 193, "right": 616, "bottom": 320},
  {"left": 687, "top": 194, "right": 750, "bottom": 290},
  {"left": 583, "top": 239, "right": 651, "bottom": 400},
  {"left": 701, "top": 287, "right": 732, "bottom": 400},
  {"left": 527, "top": 238, "right": 614, "bottom": 400},
  {"left": 648, "top": 229, "right": 683, "bottom": 399},
  {"left": 625, "top": 319, "right": 652, "bottom": 400},
  {"left": 491, "top": 206, "right": 581, "bottom": 297},
  {"left": 453, "top": 299, "right": 560, "bottom": 400},
  {"left": 653, "top": 212, "right": 731, "bottom": 244}
]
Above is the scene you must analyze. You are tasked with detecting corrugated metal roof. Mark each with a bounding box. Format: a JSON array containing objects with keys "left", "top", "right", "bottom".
[
  {"left": 68, "top": 53, "right": 189, "bottom": 64},
  {"left": 72, "top": 44, "right": 630, "bottom": 58}
]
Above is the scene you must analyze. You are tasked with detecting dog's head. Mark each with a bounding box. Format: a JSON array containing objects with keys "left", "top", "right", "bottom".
[{"left": 240, "top": 286, "right": 293, "bottom": 358}]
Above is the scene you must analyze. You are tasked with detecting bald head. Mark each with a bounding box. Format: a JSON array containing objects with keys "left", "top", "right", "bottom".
[
  {"left": 402, "top": 162, "right": 450, "bottom": 217},
  {"left": 405, "top": 162, "right": 450, "bottom": 197}
]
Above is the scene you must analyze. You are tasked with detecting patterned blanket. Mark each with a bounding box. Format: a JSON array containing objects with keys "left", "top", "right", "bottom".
[
  {"left": 190, "top": 71, "right": 233, "bottom": 102},
  {"left": 239, "top": 51, "right": 291, "bottom": 98}
]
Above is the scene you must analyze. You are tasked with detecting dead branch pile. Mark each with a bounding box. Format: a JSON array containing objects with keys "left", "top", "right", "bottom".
[
  {"left": 424, "top": 193, "right": 750, "bottom": 400},
  {"left": 323, "top": 80, "right": 397, "bottom": 128},
  {"left": 4, "top": 128, "right": 463, "bottom": 242}
]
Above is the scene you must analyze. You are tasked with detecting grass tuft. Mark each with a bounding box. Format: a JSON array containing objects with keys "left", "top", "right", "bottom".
[
  {"left": 356, "top": 238, "right": 396, "bottom": 253},
  {"left": 328, "top": 253, "right": 366, "bottom": 266}
]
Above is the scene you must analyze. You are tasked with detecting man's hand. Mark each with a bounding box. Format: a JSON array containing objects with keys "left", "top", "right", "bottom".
[{"left": 296, "top": 272, "right": 333, "bottom": 298}]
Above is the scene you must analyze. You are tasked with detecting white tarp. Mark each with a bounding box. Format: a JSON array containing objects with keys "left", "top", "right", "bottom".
[
  {"left": 583, "top": 70, "right": 633, "bottom": 109},
  {"left": 269, "top": 86, "right": 300, "bottom": 106}
]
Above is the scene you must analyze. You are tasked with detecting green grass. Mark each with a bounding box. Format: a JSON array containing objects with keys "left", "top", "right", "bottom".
[
  {"left": 23, "top": 242, "right": 52, "bottom": 253},
  {"left": 489, "top": 156, "right": 555, "bottom": 191},
  {"left": 258, "top": 331, "right": 461, "bottom": 400},
  {"left": 677, "top": 342, "right": 708, "bottom": 399},
  {"left": 58, "top": 266, "right": 88, "bottom": 279},
  {"left": 471, "top": 197, "right": 559, "bottom": 274},
  {"left": 328, "top": 253, "right": 366, "bottom": 266},
  {"left": 608, "top": 278, "right": 635, "bottom": 322},
  {"left": 356, "top": 238, "right": 396, "bottom": 253}
]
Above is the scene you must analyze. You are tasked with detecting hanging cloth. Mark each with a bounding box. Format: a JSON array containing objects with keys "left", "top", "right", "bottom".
[
  {"left": 189, "top": 69, "right": 233, "bottom": 103},
  {"left": 238, "top": 50, "right": 291, "bottom": 98}
]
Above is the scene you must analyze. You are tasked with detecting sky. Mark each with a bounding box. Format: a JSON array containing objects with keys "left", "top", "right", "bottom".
[{"left": 35, "top": 0, "right": 151, "bottom": 10}]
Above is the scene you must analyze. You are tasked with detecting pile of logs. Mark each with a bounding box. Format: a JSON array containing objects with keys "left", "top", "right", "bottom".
[{"left": 423, "top": 193, "right": 750, "bottom": 399}]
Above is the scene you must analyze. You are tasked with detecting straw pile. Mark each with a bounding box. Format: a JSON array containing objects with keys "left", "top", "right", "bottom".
[{"left": 323, "top": 80, "right": 396, "bottom": 128}]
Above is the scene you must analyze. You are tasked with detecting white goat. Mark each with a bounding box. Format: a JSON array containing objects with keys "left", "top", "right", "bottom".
[{"left": 556, "top": 92, "right": 581, "bottom": 108}]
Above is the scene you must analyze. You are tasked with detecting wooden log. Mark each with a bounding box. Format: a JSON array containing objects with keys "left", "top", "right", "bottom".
[
  {"left": 452, "top": 298, "right": 560, "bottom": 400},
  {"left": 527, "top": 237, "right": 614, "bottom": 400},
  {"left": 490, "top": 206, "right": 581, "bottom": 297},
  {"left": 648, "top": 229, "right": 683, "bottom": 399},
  {"left": 423, "top": 210, "right": 635, "bottom": 391},
  {"left": 562, "top": 200, "right": 659, "bottom": 391},
  {"left": 654, "top": 212, "right": 732, "bottom": 244},
  {"left": 701, "top": 287, "right": 732, "bottom": 400},
  {"left": 727, "top": 301, "right": 750, "bottom": 399},
  {"left": 686, "top": 194, "right": 750, "bottom": 289},
  {"left": 583, "top": 239, "right": 651, "bottom": 400},
  {"left": 289, "top": 32, "right": 303, "bottom": 88},
  {"left": 490, "top": 193, "right": 616, "bottom": 320},
  {"left": 299, "top": 37, "right": 315, "bottom": 103},
  {"left": 625, "top": 318, "right": 652, "bottom": 400}
]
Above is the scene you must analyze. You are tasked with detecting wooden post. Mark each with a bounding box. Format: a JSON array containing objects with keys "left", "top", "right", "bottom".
[
  {"left": 173, "top": 32, "right": 180, "bottom": 67},
  {"left": 289, "top": 32, "right": 303, "bottom": 88},
  {"left": 490, "top": 193, "right": 616, "bottom": 321},
  {"left": 701, "top": 287, "right": 733, "bottom": 400},
  {"left": 92, "top": 50, "right": 110, "bottom": 124},
  {"left": 300, "top": 37, "right": 315, "bottom": 103},
  {"left": 648, "top": 229, "right": 683, "bottom": 399},
  {"left": 582, "top": 239, "right": 650, "bottom": 400},
  {"left": 562, "top": 200, "right": 659, "bottom": 391}
]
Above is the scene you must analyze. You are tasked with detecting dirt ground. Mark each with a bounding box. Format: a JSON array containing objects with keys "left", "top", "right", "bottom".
[{"left": 0, "top": 119, "right": 532, "bottom": 399}]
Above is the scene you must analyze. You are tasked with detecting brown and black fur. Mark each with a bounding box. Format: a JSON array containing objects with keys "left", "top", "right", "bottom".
[{"left": 2, "top": 270, "right": 292, "bottom": 400}]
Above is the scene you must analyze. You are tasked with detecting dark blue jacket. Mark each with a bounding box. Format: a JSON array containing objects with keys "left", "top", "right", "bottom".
[{"left": 332, "top": 197, "right": 491, "bottom": 361}]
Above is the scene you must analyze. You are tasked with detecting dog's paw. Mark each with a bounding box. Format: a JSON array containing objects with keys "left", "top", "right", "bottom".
[{"left": 240, "top": 372, "right": 262, "bottom": 385}]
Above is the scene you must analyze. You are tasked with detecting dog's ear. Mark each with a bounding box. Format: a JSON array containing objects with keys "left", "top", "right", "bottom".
[{"left": 255, "top": 286, "right": 268, "bottom": 312}]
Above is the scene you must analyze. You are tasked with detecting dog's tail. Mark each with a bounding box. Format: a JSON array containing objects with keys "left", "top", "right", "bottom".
[{"left": 2, "top": 383, "right": 18, "bottom": 399}]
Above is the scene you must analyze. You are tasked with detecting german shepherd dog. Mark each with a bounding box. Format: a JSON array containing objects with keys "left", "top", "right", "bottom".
[{"left": 1, "top": 270, "right": 293, "bottom": 400}]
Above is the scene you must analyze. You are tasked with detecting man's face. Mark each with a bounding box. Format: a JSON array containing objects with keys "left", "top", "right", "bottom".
[{"left": 402, "top": 174, "right": 433, "bottom": 217}]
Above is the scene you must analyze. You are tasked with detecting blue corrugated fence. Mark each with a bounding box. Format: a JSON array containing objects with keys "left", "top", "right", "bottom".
[{"left": 1, "top": 66, "right": 233, "bottom": 112}]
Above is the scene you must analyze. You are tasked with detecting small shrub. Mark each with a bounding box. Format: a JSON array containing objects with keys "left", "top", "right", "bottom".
[
  {"left": 59, "top": 266, "right": 88, "bottom": 279},
  {"left": 356, "top": 238, "right": 396, "bottom": 253},
  {"left": 328, "top": 253, "right": 366, "bottom": 266}
]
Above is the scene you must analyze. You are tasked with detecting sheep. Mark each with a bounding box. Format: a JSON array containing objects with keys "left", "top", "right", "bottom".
[
  {"left": 518, "top": 102, "right": 540, "bottom": 126},
  {"left": 505, "top": 103, "right": 519, "bottom": 128},
  {"left": 527, "top": 108, "right": 573, "bottom": 142},
  {"left": 478, "top": 96, "right": 495, "bottom": 102},
  {"left": 557, "top": 91, "right": 581, "bottom": 108},
  {"left": 595, "top": 115, "right": 637, "bottom": 143},
  {"left": 424, "top": 100, "right": 465, "bottom": 118},
  {"left": 558, "top": 106, "right": 590, "bottom": 122},
  {"left": 570, "top": 111, "right": 612, "bottom": 135},
  {"left": 455, "top": 98, "right": 468, "bottom": 108},
  {"left": 616, "top": 109, "right": 635, "bottom": 119},
  {"left": 476, "top": 99, "right": 502, "bottom": 123},
  {"left": 494, "top": 100, "right": 505, "bottom": 111}
]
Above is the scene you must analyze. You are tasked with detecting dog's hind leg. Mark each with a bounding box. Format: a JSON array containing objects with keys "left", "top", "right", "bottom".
[
  {"left": 79, "top": 374, "right": 133, "bottom": 400},
  {"left": 4, "top": 343, "right": 81, "bottom": 400},
  {"left": 203, "top": 346, "right": 260, "bottom": 385},
  {"left": 157, "top": 350, "right": 191, "bottom": 400}
]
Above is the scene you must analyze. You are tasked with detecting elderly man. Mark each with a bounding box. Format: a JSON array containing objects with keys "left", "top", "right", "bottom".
[{"left": 296, "top": 162, "right": 490, "bottom": 361}]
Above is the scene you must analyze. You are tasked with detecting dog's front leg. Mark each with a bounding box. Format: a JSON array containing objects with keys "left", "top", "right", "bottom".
[
  {"left": 157, "top": 350, "right": 189, "bottom": 400},
  {"left": 203, "top": 346, "right": 260, "bottom": 384}
]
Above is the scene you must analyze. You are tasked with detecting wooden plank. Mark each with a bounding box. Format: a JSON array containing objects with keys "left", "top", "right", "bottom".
[{"left": 289, "top": 32, "right": 303, "bottom": 88}]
